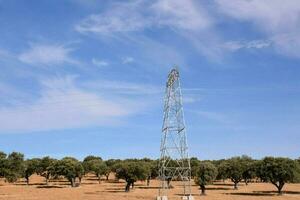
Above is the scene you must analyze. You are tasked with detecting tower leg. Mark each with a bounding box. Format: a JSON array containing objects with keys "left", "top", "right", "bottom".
[
  {"left": 182, "top": 195, "right": 194, "bottom": 200},
  {"left": 156, "top": 196, "right": 168, "bottom": 200}
]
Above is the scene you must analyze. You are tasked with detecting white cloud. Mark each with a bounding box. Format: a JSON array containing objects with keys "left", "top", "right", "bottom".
[
  {"left": 216, "top": 0, "right": 300, "bottom": 32},
  {"left": 151, "top": 0, "right": 212, "bottom": 31},
  {"left": 75, "top": 0, "right": 300, "bottom": 60},
  {"left": 75, "top": 0, "right": 220, "bottom": 61},
  {"left": 82, "top": 79, "right": 162, "bottom": 95},
  {"left": 19, "top": 44, "right": 76, "bottom": 66},
  {"left": 92, "top": 58, "right": 109, "bottom": 67},
  {"left": 216, "top": 0, "right": 300, "bottom": 58},
  {"left": 75, "top": 1, "right": 149, "bottom": 34},
  {"left": 183, "top": 96, "right": 201, "bottom": 104},
  {"left": 75, "top": 0, "right": 212, "bottom": 34},
  {"left": 194, "top": 111, "right": 232, "bottom": 124},
  {"left": 122, "top": 56, "right": 134, "bottom": 64},
  {"left": 223, "top": 40, "right": 272, "bottom": 51},
  {"left": 0, "top": 49, "right": 11, "bottom": 59},
  {"left": 0, "top": 76, "right": 141, "bottom": 133}
]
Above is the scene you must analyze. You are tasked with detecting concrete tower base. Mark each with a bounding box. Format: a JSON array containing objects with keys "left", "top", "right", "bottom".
[
  {"left": 156, "top": 196, "right": 168, "bottom": 200},
  {"left": 182, "top": 195, "right": 194, "bottom": 200}
]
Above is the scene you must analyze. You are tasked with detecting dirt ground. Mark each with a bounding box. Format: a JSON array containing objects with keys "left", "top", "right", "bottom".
[{"left": 1, "top": 174, "right": 300, "bottom": 200}]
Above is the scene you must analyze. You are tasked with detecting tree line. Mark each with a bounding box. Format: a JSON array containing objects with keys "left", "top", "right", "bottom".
[{"left": 0, "top": 151, "right": 300, "bottom": 195}]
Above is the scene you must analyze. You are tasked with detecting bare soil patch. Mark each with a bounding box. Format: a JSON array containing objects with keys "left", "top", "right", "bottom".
[{"left": 0, "top": 175, "right": 300, "bottom": 200}]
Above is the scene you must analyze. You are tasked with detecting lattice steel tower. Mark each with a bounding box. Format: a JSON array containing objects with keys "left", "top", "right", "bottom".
[{"left": 157, "top": 68, "right": 193, "bottom": 200}]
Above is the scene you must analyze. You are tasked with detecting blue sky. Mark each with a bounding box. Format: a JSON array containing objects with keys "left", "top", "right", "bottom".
[{"left": 0, "top": 0, "right": 300, "bottom": 160}]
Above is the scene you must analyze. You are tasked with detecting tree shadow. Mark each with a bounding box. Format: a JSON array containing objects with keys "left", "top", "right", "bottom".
[
  {"left": 14, "top": 183, "right": 45, "bottom": 186},
  {"left": 174, "top": 193, "right": 199, "bottom": 196},
  {"left": 225, "top": 192, "right": 275, "bottom": 196},
  {"left": 85, "top": 191, "right": 103, "bottom": 195},
  {"left": 107, "top": 180, "right": 123, "bottom": 184},
  {"left": 206, "top": 187, "right": 232, "bottom": 191},
  {"left": 104, "top": 190, "right": 125, "bottom": 193},
  {"left": 137, "top": 186, "right": 161, "bottom": 189},
  {"left": 36, "top": 185, "right": 64, "bottom": 189},
  {"left": 85, "top": 178, "right": 98, "bottom": 181},
  {"left": 80, "top": 182, "right": 98, "bottom": 185},
  {"left": 213, "top": 183, "right": 235, "bottom": 186},
  {"left": 254, "top": 191, "right": 300, "bottom": 195}
]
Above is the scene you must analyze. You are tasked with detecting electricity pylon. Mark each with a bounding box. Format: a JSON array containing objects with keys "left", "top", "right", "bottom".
[{"left": 157, "top": 67, "right": 193, "bottom": 200}]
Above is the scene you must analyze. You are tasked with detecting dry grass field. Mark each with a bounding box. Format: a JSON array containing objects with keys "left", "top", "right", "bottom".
[{"left": 1, "top": 174, "right": 300, "bottom": 200}]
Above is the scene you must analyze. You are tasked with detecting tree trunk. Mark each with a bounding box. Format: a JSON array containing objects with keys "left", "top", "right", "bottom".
[
  {"left": 106, "top": 174, "right": 109, "bottom": 181},
  {"left": 245, "top": 179, "right": 248, "bottom": 185},
  {"left": 147, "top": 176, "right": 150, "bottom": 186},
  {"left": 71, "top": 178, "right": 76, "bottom": 187},
  {"left": 125, "top": 181, "right": 131, "bottom": 192},
  {"left": 234, "top": 182, "right": 238, "bottom": 190},
  {"left": 131, "top": 181, "right": 134, "bottom": 188},
  {"left": 167, "top": 178, "right": 171, "bottom": 187},
  {"left": 275, "top": 182, "right": 284, "bottom": 195},
  {"left": 98, "top": 175, "right": 101, "bottom": 184},
  {"left": 79, "top": 177, "right": 82, "bottom": 185},
  {"left": 26, "top": 177, "right": 29, "bottom": 185},
  {"left": 45, "top": 173, "right": 50, "bottom": 185},
  {"left": 200, "top": 185, "right": 206, "bottom": 195}
]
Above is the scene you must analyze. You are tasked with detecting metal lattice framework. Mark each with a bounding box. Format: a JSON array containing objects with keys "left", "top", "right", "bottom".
[{"left": 158, "top": 68, "right": 192, "bottom": 198}]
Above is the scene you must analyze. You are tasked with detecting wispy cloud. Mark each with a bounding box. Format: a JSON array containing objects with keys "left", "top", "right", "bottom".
[
  {"left": 75, "top": 0, "right": 220, "bottom": 61},
  {"left": 76, "top": 0, "right": 300, "bottom": 60},
  {"left": 122, "top": 56, "right": 134, "bottom": 64},
  {"left": 75, "top": 1, "right": 149, "bottom": 34},
  {"left": 151, "top": 0, "right": 212, "bottom": 31},
  {"left": 92, "top": 58, "right": 109, "bottom": 67},
  {"left": 75, "top": 0, "right": 212, "bottom": 34},
  {"left": 0, "top": 49, "right": 12, "bottom": 59},
  {"left": 223, "top": 40, "right": 272, "bottom": 51},
  {"left": 18, "top": 44, "right": 77, "bottom": 66},
  {"left": 0, "top": 76, "right": 143, "bottom": 133},
  {"left": 82, "top": 79, "right": 162, "bottom": 95},
  {"left": 216, "top": 0, "right": 300, "bottom": 58}
]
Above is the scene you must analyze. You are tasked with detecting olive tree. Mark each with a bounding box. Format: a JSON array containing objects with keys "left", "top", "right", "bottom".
[
  {"left": 194, "top": 162, "right": 218, "bottom": 195},
  {"left": 0, "top": 152, "right": 6, "bottom": 179},
  {"left": 82, "top": 155, "right": 102, "bottom": 173},
  {"left": 146, "top": 160, "right": 159, "bottom": 186},
  {"left": 259, "top": 157, "right": 300, "bottom": 194},
  {"left": 115, "top": 161, "right": 150, "bottom": 192},
  {"left": 4, "top": 152, "right": 25, "bottom": 183},
  {"left": 240, "top": 156, "right": 256, "bottom": 185},
  {"left": 89, "top": 159, "right": 108, "bottom": 183},
  {"left": 221, "top": 157, "right": 244, "bottom": 189},
  {"left": 105, "top": 159, "right": 122, "bottom": 180},
  {"left": 216, "top": 160, "right": 228, "bottom": 182},
  {"left": 36, "top": 156, "right": 55, "bottom": 185},
  {"left": 190, "top": 157, "right": 200, "bottom": 178},
  {"left": 23, "top": 158, "right": 40, "bottom": 185},
  {"left": 50, "top": 157, "right": 84, "bottom": 187}
]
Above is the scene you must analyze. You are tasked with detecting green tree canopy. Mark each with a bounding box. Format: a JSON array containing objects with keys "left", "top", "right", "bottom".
[
  {"left": 88, "top": 159, "right": 108, "bottom": 183},
  {"left": 145, "top": 160, "right": 159, "bottom": 186},
  {"left": 82, "top": 155, "right": 102, "bottom": 173},
  {"left": 221, "top": 157, "right": 244, "bottom": 189},
  {"left": 0, "top": 151, "right": 7, "bottom": 178},
  {"left": 240, "top": 155, "right": 256, "bottom": 185},
  {"left": 190, "top": 157, "right": 200, "bottom": 178},
  {"left": 194, "top": 162, "right": 218, "bottom": 195},
  {"left": 4, "top": 152, "right": 25, "bottom": 183},
  {"left": 23, "top": 158, "right": 40, "bottom": 185},
  {"left": 50, "top": 157, "right": 84, "bottom": 187},
  {"left": 259, "top": 157, "right": 300, "bottom": 194},
  {"left": 36, "top": 156, "right": 55, "bottom": 185},
  {"left": 115, "top": 161, "right": 150, "bottom": 192}
]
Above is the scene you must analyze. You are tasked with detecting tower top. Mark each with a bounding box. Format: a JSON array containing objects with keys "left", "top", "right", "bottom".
[{"left": 167, "top": 67, "right": 180, "bottom": 87}]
